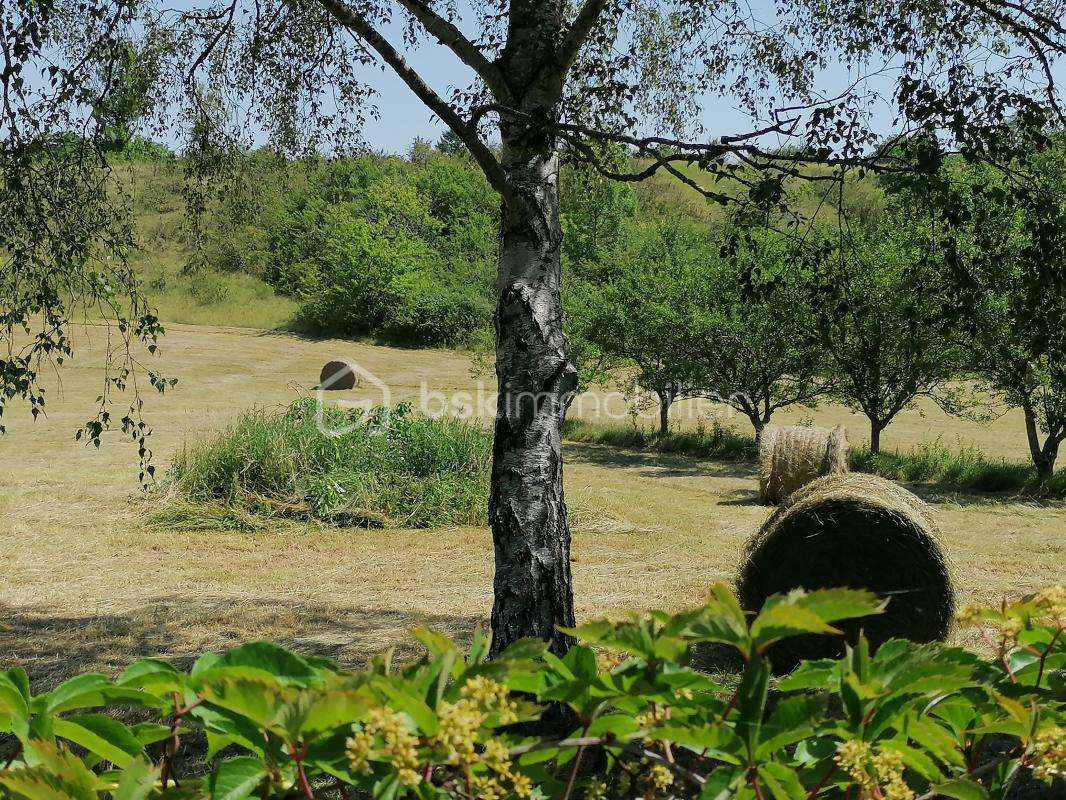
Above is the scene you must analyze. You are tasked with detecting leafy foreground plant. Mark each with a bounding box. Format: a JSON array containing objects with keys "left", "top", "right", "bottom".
[
  {"left": 164, "top": 400, "right": 491, "bottom": 528},
  {"left": 0, "top": 586, "right": 1063, "bottom": 800}
]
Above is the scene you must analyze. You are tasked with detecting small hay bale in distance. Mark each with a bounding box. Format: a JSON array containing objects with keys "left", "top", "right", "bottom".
[
  {"left": 758, "top": 423, "right": 848, "bottom": 504},
  {"left": 318, "top": 360, "right": 360, "bottom": 390},
  {"left": 737, "top": 473, "right": 955, "bottom": 672}
]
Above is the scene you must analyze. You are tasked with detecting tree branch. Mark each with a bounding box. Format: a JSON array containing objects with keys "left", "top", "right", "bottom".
[
  {"left": 394, "top": 0, "right": 512, "bottom": 102},
  {"left": 555, "top": 0, "right": 611, "bottom": 72},
  {"left": 316, "top": 0, "right": 518, "bottom": 207}
]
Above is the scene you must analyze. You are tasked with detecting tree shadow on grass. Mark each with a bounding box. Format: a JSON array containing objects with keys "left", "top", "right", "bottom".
[
  {"left": 0, "top": 596, "right": 484, "bottom": 691},
  {"left": 894, "top": 482, "right": 1066, "bottom": 509},
  {"left": 565, "top": 442, "right": 756, "bottom": 480}
]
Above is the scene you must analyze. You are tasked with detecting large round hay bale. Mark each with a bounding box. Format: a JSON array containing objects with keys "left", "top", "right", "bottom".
[
  {"left": 318, "top": 360, "right": 359, "bottom": 390},
  {"left": 758, "top": 424, "right": 848, "bottom": 504},
  {"left": 737, "top": 473, "right": 954, "bottom": 671}
]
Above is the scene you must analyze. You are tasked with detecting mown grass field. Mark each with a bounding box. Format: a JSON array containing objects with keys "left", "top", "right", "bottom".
[{"left": 1, "top": 322, "right": 1063, "bottom": 689}]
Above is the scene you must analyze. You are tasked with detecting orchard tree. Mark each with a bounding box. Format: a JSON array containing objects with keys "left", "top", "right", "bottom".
[
  {"left": 908, "top": 143, "right": 1066, "bottom": 478},
  {"left": 570, "top": 217, "right": 712, "bottom": 435},
  {"left": 689, "top": 227, "right": 829, "bottom": 441},
  {"left": 4, "top": 1, "right": 1065, "bottom": 655},
  {"left": 805, "top": 209, "right": 968, "bottom": 453}
]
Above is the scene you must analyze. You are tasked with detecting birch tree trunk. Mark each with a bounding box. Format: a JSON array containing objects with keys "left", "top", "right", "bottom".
[{"left": 489, "top": 119, "right": 579, "bottom": 657}]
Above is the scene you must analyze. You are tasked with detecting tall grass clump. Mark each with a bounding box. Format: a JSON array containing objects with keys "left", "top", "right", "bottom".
[
  {"left": 165, "top": 399, "right": 491, "bottom": 528},
  {"left": 563, "top": 417, "right": 756, "bottom": 461},
  {"left": 850, "top": 439, "right": 1066, "bottom": 498}
]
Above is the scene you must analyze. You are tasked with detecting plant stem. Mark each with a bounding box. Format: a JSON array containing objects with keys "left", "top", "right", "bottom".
[
  {"left": 1035, "top": 624, "right": 1063, "bottom": 686},
  {"left": 561, "top": 721, "right": 592, "bottom": 800},
  {"left": 289, "top": 744, "right": 315, "bottom": 800}
]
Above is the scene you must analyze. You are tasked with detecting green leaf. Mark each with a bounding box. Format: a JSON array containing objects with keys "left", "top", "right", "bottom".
[
  {"left": 0, "top": 671, "right": 30, "bottom": 738},
  {"left": 776, "top": 660, "right": 837, "bottom": 692},
  {"left": 563, "top": 646, "right": 599, "bottom": 680},
  {"left": 112, "top": 758, "right": 159, "bottom": 800},
  {"left": 757, "top": 695, "right": 826, "bottom": 758},
  {"left": 201, "top": 676, "right": 289, "bottom": 730},
  {"left": 53, "top": 714, "right": 145, "bottom": 767},
  {"left": 907, "top": 717, "right": 965, "bottom": 768},
  {"left": 494, "top": 638, "right": 549, "bottom": 663},
  {"left": 931, "top": 779, "right": 989, "bottom": 800},
  {"left": 795, "top": 588, "right": 886, "bottom": 625},
  {"left": 301, "top": 688, "right": 371, "bottom": 735},
  {"left": 208, "top": 756, "right": 266, "bottom": 800},
  {"left": 44, "top": 674, "right": 110, "bottom": 714},
  {"left": 44, "top": 675, "right": 160, "bottom": 715},
  {"left": 215, "top": 643, "right": 319, "bottom": 684},
  {"left": 193, "top": 704, "right": 267, "bottom": 757},
  {"left": 116, "top": 659, "right": 184, "bottom": 695},
  {"left": 2, "top": 669, "right": 30, "bottom": 706},
  {"left": 651, "top": 725, "right": 744, "bottom": 763},
  {"left": 735, "top": 654, "right": 770, "bottom": 751},
  {"left": 751, "top": 603, "right": 839, "bottom": 652},
  {"left": 409, "top": 628, "right": 458, "bottom": 658},
  {"left": 758, "top": 762, "right": 806, "bottom": 800},
  {"left": 699, "top": 766, "right": 744, "bottom": 800},
  {"left": 0, "top": 741, "right": 101, "bottom": 800},
  {"left": 129, "top": 723, "right": 172, "bottom": 747},
  {"left": 879, "top": 740, "right": 944, "bottom": 783}
]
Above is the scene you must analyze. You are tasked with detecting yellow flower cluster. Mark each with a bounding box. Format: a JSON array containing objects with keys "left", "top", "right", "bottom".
[
  {"left": 955, "top": 605, "right": 1021, "bottom": 636},
  {"left": 634, "top": 704, "right": 670, "bottom": 729},
  {"left": 616, "top": 759, "right": 675, "bottom": 800},
  {"left": 1031, "top": 726, "right": 1066, "bottom": 784},
  {"left": 432, "top": 677, "right": 529, "bottom": 798},
  {"left": 460, "top": 675, "right": 520, "bottom": 723},
  {"left": 346, "top": 707, "right": 422, "bottom": 787},
  {"left": 434, "top": 676, "right": 518, "bottom": 766},
  {"left": 585, "top": 780, "right": 609, "bottom": 799},
  {"left": 958, "top": 586, "right": 1066, "bottom": 633},
  {"left": 646, "top": 763, "right": 674, "bottom": 797},
  {"left": 871, "top": 749, "right": 914, "bottom": 800},
  {"left": 835, "top": 741, "right": 915, "bottom": 800}
]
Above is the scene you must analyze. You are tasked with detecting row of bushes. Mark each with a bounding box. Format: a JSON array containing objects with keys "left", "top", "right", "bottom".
[
  {"left": 562, "top": 418, "right": 1066, "bottom": 498},
  {"left": 0, "top": 586, "right": 1061, "bottom": 799}
]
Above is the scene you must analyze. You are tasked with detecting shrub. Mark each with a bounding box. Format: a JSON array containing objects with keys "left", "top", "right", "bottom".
[
  {"left": 165, "top": 399, "right": 491, "bottom": 528},
  {"left": 259, "top": 157, "right": 497, "bottom": 346},
  {"left": 0, "top": 586, "right": 1062, "bottom": 799}
]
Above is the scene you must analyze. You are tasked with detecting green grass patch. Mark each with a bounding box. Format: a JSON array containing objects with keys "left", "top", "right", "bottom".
[
  {"left": 161, "top": 399, "right": 491, "bottom": 529},
  {"left": 850, "top": 440, "right": 1066, "bottom": 498},
  {"left": 138, "top": 255, "right": 299, "bottom": 330},
  {"left": 563, "top": 417, "right": 757, "bottom": 461}
]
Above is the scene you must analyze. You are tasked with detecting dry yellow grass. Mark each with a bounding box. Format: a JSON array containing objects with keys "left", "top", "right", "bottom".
[{"left": 1, "top": 323, "right": 1062, "bottom": 687}]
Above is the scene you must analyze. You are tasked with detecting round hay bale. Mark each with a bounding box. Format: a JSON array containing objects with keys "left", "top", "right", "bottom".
[
  {"left": 318, "top": 360, "right": 359, "bottom": 390},
  {"left": 737, "top": 473, "right": 955, "bottom": 672},
  {"left": 758, "top": 424, "right": 848, "bottom": 505}
]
